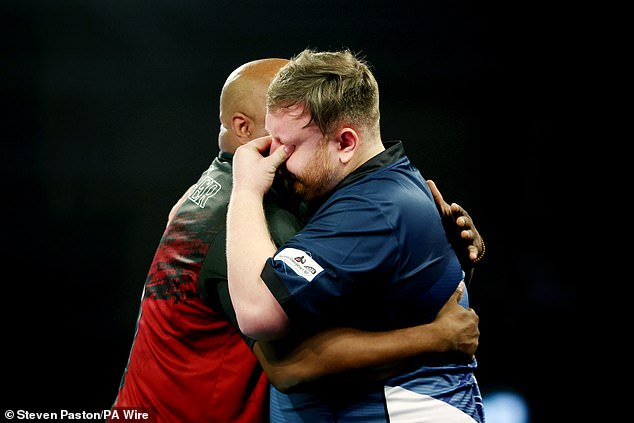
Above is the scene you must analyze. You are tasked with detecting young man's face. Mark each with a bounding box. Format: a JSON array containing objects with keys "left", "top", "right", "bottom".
[{"left": 266, "top": 103, "right": 340, "bottom": 201}]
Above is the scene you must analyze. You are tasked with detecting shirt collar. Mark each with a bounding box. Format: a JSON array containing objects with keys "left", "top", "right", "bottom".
[
  {"left": 303, "top": 140, "right": 406, "bottom": 217},
  {"left": 335, "top": 140, "right": 405, "bottom": 189}
]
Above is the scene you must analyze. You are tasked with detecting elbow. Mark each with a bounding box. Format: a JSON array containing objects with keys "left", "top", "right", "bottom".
[
  {"left": 236, "top": 315, "right": 270, "bottom": 340},
  {"left": 253, "top": 343, "right": 304, "bottom": 394},
  {"left": 268, "top": 368, "right": 326, "bottom": 394},
  {"left": 235, "top": 307, "right": 264, "bottom": 339},
  {"left": 236, "top": 306, "right": 290, "bottom": 341},
  {"left": 264, "top": 370, "right": 302, "bottom": 394},
  {"left": 262, "top": 360, "right": 315, "bottom": 393}
]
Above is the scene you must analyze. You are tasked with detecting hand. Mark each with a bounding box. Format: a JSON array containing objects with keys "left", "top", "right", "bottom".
[
  {"left": 427, "top": 179, "right": 484, "bottom": 265},
  {"left": 233, "top": 135, "right": 295, "bottom": 196},
  {"left": 434, "top": 281, "right": 479, "bottom": 358}
]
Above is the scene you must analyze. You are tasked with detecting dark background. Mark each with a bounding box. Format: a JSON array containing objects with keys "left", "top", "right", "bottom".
[{"left": 4, "top": 1, "right": 582, "bottom": 421}]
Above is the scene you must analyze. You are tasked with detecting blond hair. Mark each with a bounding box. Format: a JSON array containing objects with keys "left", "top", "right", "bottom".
[{"left": 267, "top": 48, "right": 380, "bottom": 137}]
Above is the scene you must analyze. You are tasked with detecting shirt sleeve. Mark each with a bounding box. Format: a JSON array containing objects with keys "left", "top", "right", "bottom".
[{"left": 261, "top": 195, "right": 400, "bottom": 330}]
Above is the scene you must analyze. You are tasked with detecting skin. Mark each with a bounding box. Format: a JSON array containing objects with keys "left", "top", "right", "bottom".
[
  {"left": 267, "top": 103, "right": 383, "bottom": 200},
  {"left": 228, "top": 93, "right": 485, "bottom": 345},
  {"left": 256, "top": 281, "right": 477, "bottom": 392},
  {"left": 427, "top": 178, "right": 483, "bottom": 285},
  {"left": 228, "top": 101, "right": 389, "bottom": 338},
  {"left": 427, "top": 179, "right": 482, "bottom": 263},
  {"left": 212, "top": 59, "right": 482, "bottom": 391}
]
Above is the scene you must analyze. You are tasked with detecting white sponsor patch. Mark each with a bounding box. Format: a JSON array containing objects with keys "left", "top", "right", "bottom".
[{"left": 274, "top": 248, "right": 324, "bottom": 282}]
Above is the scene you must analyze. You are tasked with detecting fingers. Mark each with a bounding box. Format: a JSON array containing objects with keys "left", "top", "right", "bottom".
[
  {"left": 468, "top": 246, "right": 479, "bottom": 261},
  {"left": 452, "top": 280, "right": 466, "bottom": 301},
  {"left": 428, "top": 183, "right": 485, "bottom": 266},
  {"left": 427, "top": 179, "right": 452, "bottom": 216},
  {"left": 247, "top": 135, "right": 274, "bottom": 153},
  {"left": 426, "top": 179, "right": 444, "bottom": 203},
  {"left": 450, "top": 203, "right": 470, "bottom": 223},
  {"left": 245, "top": 135, "right": 295, "bottom": 171},
  {"left": 269, "top": 143, "right": 295, "bottom": 169},
  {"left": 450, "top": 203, "right": 474, "bottom": 239},
  {"left": 233, "top": 136, "right": 294, "bottom": 195},
  {"left": 449, "top": 205, "right": 483, "bottom": 262}
]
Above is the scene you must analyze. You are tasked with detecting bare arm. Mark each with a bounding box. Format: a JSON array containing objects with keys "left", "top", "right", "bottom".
[
  {"left": 254, "top": 181, "right": 484, "bottom": 392},
  {"left": 227, "top": 136, "right": 293, "bottom": 340},
  {"left": 226, "top": 147, "right": 484, "bottom": 388},
  {"left": 253, "top": 281, "right": 479, "bottom": 393}
]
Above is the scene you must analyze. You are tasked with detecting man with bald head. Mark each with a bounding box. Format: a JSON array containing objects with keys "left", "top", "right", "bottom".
[
  {"left": 217, "top": 59, "right": 289, "bottom": 151},
  {"left": 110, "top": 58, "right": 484, "bottom": 423}
]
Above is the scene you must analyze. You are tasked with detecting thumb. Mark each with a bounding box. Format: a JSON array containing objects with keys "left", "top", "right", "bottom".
[
  {"left": 426, "top": 179, "right": 444, "bottom": 204},
  {"left": 427, "top": 179, "right": 452, "bottom": 217},
  {"left": 268, "top": 144, "right": 295, "bottom": 168},
  {"left": 451, "top": 280, "right": 466, "bottom": 302}
]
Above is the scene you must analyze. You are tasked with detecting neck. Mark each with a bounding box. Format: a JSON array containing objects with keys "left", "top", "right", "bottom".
[{"left": 350, "top": 138, "right": 384, "bottom": 171}]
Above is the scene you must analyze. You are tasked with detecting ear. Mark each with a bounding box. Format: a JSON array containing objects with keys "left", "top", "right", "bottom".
[
  {"left": 337, "top": 127, "right": 358, "bottom": 164},
  {"left": 231, "top": 112, "right": 253, "bottom": 139}
]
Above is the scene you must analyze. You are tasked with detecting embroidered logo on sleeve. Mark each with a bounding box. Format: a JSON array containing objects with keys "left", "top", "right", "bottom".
[
  {"left": 274, "top": 248, "right": 324, "bottom": 282},
  {"left": 188, "top": 176, "right": 221, "bottom": 208}
]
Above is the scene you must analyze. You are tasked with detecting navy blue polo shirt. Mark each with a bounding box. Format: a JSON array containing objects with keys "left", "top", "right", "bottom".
[
  {"left": 261, "top": 141, "right": 484, "bottom": 422},
  {"left": 261, "top": 141, "right": 464, "bottom": 333}
]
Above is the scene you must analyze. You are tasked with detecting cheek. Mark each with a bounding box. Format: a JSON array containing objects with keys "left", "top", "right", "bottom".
[{"left": 284, "top": 153, "right": 306, "bottom": 175}]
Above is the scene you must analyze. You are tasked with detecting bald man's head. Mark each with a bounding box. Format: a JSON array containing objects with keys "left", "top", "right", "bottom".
[{"left": 218, "top": 58, "right": 289, "bottom": 153}]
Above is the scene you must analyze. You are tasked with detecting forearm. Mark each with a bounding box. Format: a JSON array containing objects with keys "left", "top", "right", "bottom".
[
  {"left": 226, "top": 189, "right": 289, "bottom": 340},
  {"left": 254, "top": 323, "right": 453, "bottom": 393}
]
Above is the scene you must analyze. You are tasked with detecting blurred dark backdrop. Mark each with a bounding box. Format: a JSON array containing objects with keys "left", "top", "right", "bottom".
[{"left": 3, "top": 1, "right": 581, "bottom": 421}]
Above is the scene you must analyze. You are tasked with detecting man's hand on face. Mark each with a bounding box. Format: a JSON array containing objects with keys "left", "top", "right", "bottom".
[{"left": 233, "top": 135, "right": 295, "bottom": 197}]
